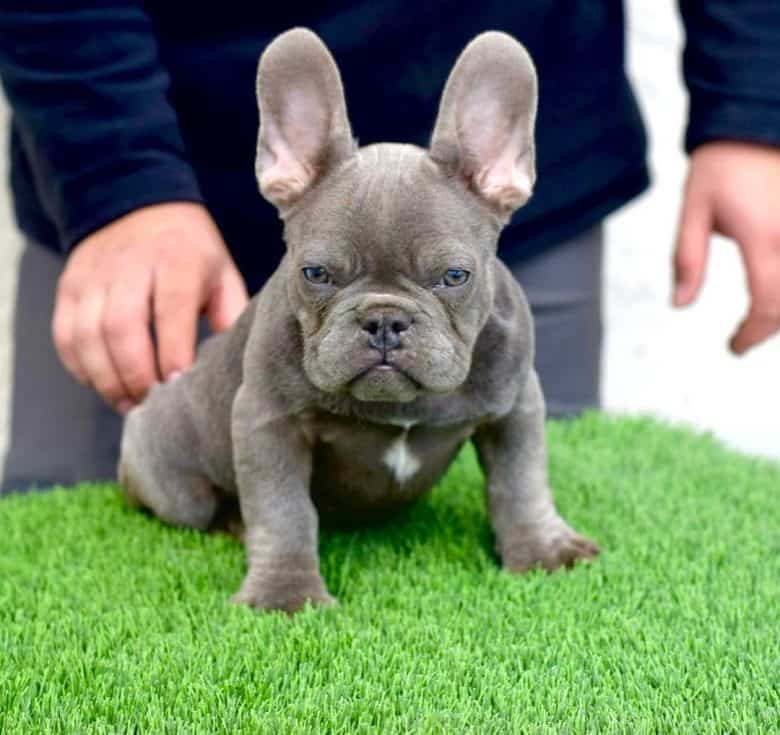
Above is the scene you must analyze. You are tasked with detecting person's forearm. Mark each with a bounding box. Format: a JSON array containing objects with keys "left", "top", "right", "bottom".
[
  {"left": 0, "top": 2, "right": 203, "bottom": 251},
  {"left": 678, "top": 0, "right": 780, "bottom": 152}
]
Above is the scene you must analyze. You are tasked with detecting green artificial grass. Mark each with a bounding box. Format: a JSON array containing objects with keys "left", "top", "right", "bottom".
[{"left": 1, "top": 414, "right": 778, "bottom": 734}]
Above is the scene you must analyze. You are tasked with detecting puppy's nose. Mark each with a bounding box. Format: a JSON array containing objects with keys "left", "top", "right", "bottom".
[{"left": 362, "top": 312, "right": 411, "bottom": 353}]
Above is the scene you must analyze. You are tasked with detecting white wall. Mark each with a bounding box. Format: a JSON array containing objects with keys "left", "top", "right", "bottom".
[{"left": 0, "top": 93, "right": 23, "bottom": 467}]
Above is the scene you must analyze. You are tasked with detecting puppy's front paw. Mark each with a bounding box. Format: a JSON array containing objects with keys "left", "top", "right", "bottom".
[
  {"left": 230, "top": 572, "right": 336, "bottom": 615},
  {"left": 500, "top": 516, "right": 599, "bottom": 574}
]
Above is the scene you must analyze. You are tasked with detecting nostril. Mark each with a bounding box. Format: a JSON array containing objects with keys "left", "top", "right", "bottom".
[
  {"left": 391, "top": 319, "right": 409, "bottom": 334},
  {"left": 363, "top": 319, "right": 380, "bottom": 336}
]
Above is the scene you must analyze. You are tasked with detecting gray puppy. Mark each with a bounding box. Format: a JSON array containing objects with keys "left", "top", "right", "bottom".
[{"left": 119, "top": 28, "right": 599, "bottom": 613}]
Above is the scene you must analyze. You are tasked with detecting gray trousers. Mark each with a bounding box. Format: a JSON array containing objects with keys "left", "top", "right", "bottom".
[{"left": 0, "top": 225, "right": 602, "bottom": 493}]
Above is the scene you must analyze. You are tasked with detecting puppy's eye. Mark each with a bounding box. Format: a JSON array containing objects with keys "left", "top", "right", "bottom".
[
  {"left": 302, "top": 266, "right": 331, "bottom": 285},
  {"left": 439, "top": 268, "right": 471, "bottom": 288}
]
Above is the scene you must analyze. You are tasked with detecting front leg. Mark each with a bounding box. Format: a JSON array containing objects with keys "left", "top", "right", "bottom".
[
  {"left": 474, "top": 370, "right": 599, "bottom": 573},
  {"left": 231, "top": 384, "right": 333, "bottom": 613}
]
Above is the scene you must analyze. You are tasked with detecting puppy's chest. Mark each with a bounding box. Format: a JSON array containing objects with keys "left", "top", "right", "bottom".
[{"left": 307, "top": 415, "right": 473, "bottom": 518}]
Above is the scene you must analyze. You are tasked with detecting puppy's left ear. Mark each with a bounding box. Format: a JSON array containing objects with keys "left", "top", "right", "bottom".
[
  {"left": 430, "top": 32, "right": 538, "bottom": 219},
  {"left": 255, "top": 28, "right": 355, "bottom": 211}
]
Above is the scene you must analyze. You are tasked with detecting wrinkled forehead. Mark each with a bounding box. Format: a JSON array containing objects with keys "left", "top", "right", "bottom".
[{"left": 284, "top": 143, "right": 500, "bottom": 255}]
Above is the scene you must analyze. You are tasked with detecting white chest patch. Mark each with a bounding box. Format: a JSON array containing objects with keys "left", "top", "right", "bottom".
[{"left": 383, "top": 433, "right": 421, "bottom": 485}]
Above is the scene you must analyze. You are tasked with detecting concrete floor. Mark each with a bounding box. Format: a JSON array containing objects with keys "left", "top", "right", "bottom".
[{"left": 1, "top": 2, "right": 777, "bottom": 467}]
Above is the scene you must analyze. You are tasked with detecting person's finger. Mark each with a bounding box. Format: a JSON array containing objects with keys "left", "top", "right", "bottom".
[
  {"left": 672, "top": 182, "right": 713, "bottom": 307},
  {"left": 205, "top": 264, "right": 249, "bottom": 333},
  {"left": 729, "top": 310, "right": 780, "bottom": 355},
  {"left": 72, "top": 286, "right": 129, "bottom": 408},
  {"left": 52, "top": 283, "right": 89, "bottom": 385},
  {"left": 153, "top": 265, "right": 201, "bottom": 380},
  {"left": 729, "top": 239, "right": 780, "bottom": 354},
  {"left": 103, "top": 269, "right": 158, "bottom": 404}
]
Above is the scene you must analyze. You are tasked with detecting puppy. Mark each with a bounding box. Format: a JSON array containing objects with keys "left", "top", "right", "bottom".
[{"left": 119, "top": 28, "right": 599, "bottom": 613}]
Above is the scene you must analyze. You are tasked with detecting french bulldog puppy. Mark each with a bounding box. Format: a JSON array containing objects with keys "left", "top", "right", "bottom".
[{"left": 119, "top": 28, "right": 599, "bottom": 613}]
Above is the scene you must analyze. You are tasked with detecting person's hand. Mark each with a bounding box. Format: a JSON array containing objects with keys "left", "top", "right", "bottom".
[
  {"left": 53, "top": 202, "right": 248, "bottom": 414},
  {"left": 673, "top": 141, "right": 780, "bottom": 355}
]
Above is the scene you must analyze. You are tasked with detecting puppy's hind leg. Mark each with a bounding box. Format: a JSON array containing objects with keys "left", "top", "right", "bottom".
[
  {"left": 120, "top": 458, "right": 219, "bottom": 530},
  {"left": 118, "top": 416, "right": 218, "bottom": 531}
]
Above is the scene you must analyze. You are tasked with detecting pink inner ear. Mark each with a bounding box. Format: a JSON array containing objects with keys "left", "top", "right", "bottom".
[
  {"left": 258, "top": 84, "right": 329, "bottom": 206},
  {"left": 473, "top": 141, "right": 533, "bottom": 213},
  {"left": 258, "top": 136, "right": 314, "bottom": 206},
  {"left": 282, "top": 85, "right": 330, "bottom": 163},
  {"left": 458, "top": 85, "right": 534, "bottom": 213}
]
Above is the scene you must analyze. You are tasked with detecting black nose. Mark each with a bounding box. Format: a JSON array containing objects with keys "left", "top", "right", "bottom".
[{"left": 362, "top": 312, "right": 411, "bottom": 353}]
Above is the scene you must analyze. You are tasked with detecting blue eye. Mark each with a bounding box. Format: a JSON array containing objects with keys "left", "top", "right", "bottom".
[
  {"left": 302, "top": 266, "right": 331, "bottom": 284},
  {"left": 440, "top": 268, "right": 471, "bottom": 287}
]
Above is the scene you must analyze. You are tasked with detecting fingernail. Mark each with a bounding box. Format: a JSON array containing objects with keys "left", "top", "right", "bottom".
[
  {"left": 167, "top": 370, "right": 182, "bottom": 383},
  {"left": 672, "top": 286, "right": 692, "bottom": 308},
  {"left": 729, "top": 338, "right": 746, "bottom": 356},
  {"left": 117, "top": 399, "right": 134, "bottom": 415}
]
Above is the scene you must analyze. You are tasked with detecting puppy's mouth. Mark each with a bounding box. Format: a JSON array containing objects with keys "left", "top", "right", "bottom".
[
  {"left": 348, "top": 359, "right": 421, "bottom": 403},
  {"left": 352, "top": 358, "right": 410, "bottom": 378}
]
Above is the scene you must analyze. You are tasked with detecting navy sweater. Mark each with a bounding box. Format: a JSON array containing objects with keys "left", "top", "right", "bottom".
[{"left": 2, "top": 2, "right": 779, "bottom": 294}]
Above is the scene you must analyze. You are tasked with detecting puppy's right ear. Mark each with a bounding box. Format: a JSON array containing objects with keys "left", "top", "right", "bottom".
[{"left": 255, "top": 28, "right": 355, "bottom": 211}]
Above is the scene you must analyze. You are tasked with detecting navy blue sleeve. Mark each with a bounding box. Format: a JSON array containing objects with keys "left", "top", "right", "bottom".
[
  {"left": 0, "top": 3, "right": 203, "bottom": 251},
  {"left": 679, "top": 1, "right": 780, "bottom": 152}
]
